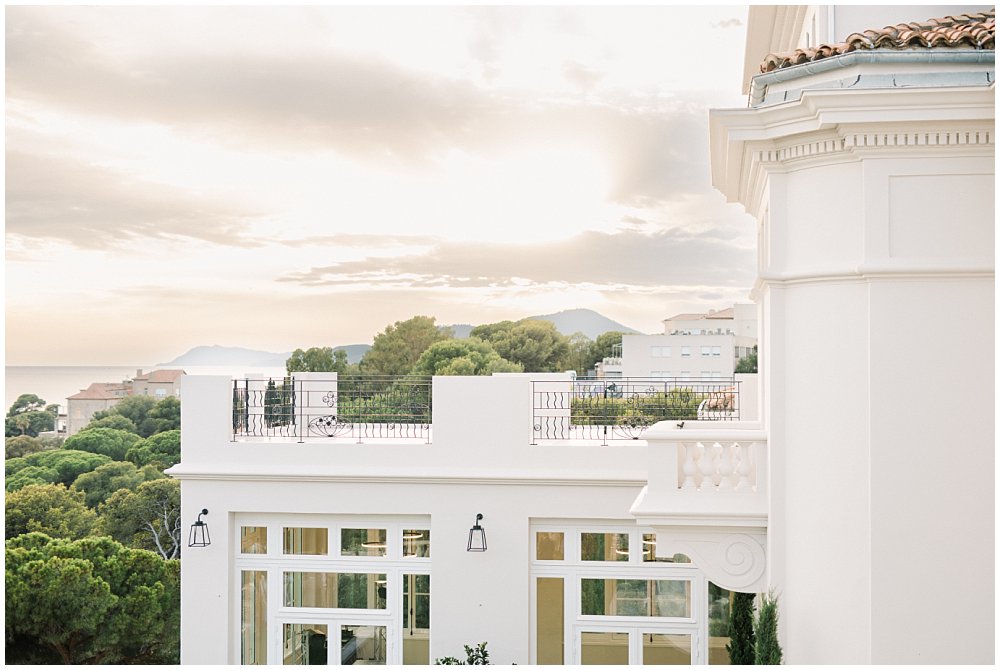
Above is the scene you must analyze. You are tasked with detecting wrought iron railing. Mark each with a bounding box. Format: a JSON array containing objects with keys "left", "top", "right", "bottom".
[
  {"left": 531, "top": 378, "right": 741, "bottom": 445},
  {"left": 232, "top": 376, "right": 432, "bottom": 443}
]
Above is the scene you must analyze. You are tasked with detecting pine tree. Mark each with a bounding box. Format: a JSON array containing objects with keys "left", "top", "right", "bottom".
[
  {"left": 754, "top": 591, "right": 783, "bottom": 665},
  {"left": 727, "top": 591, "right": 756, "bottom": 664}
]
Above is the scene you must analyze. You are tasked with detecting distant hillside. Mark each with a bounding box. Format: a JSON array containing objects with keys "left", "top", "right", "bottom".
[
  {"left": 161, "top": 344, "right": 370, "bottom": 367},
  {"left": 526, "top": 309, "right": 642, "bottom": 339},
  {"left": 443, "top": 309, "right": 641, "bottom": 341}
]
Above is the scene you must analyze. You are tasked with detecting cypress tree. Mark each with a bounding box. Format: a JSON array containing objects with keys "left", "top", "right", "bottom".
[
  {"left": 754, "top": 591, "right": 783, "bottom": 665},
  {"left": 727, "top": 591, "right": 756, "bottom": 664}
]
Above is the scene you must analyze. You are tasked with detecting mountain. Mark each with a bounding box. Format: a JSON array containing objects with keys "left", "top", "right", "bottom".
[
  {"left": 526, "top": 309, "right": 642, "bottom": 339},
  {"left": 161, "top": 344, "right": 370, "bottom": 367},
  {"left": 443, "top": 309, "right": 642, "bottom": 341}
]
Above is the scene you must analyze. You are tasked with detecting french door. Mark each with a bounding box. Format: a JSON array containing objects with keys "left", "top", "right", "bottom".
[
  {"left": 279, "top": 618, "right": 391, "bottom": 665},
  {"left": 576, "top": 626, "right": 699, "bottom": 665}
]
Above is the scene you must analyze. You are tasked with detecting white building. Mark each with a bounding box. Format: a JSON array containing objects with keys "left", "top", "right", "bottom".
[
  {"left": 171, "top": 5, "right": 993, "bottom": 665},
  {"left": 618, "top": 305, "right": 758, "bottom": 380}
]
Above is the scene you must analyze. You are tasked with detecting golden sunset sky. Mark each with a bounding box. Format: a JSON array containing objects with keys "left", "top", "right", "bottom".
[{"left": 6, "top": 4, "right": 755, "bottom": 365}]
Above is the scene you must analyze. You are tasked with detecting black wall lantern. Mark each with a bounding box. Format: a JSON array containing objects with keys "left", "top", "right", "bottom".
[
  {"left": 467, "top": 513, "right": 487, "bottom": 552},
  {"left": 188, "top": 508, "right": 211, "bottom": 547}
]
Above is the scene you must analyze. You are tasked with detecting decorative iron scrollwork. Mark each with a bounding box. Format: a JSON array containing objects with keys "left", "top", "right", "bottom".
[{"left": 309, "top": 415, "right": 353, "bottom": 438}]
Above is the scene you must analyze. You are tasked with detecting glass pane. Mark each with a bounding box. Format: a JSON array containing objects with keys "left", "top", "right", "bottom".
[
  {"left": 581, "top": 579, "right": 690, "bottom": 617},
  {"left": 708, "top": 582, "right": 733, "bottom": 665},
  {"left": 652, "top": 580, "right": 691, "bottom": 618},
  {"left": 241, "top": 527, "right": 267, "bottom": 554},
  {"left": 342, "top": 625, "right": 386, "bottom": 665},
  {"left": 536, "top": 532, "right": 564, "bottom": 560},
  {"left": 283, "top": 572, "right": 387, "bottom": 609},
  {"left": 403, "top": 530, "right": 430, "bottom": 558},
  {"left": 643, "top": 633, "right": 691, "bottom": 665},
  {"left": 536, "top": 578, "right": 564, "bottom": 664},
  {"left": 342, "top": 528, "right": 387, "bottom": 557},
  {"left": 241, "top": 571, "right": 267, "bottom": 664},
  {"left": 283, "top": 623, "right": 328, "bottom": 665},
  {"left": 581, "top": 532, "right": 629, "bottom": 561},
  {"left": 581, "top": 631, "right": 628, "bottom": 665},
  {"left": 642, "top": 534, "right": 691, "bottom": 563},
  {"left": 283, "top": 527, "right": 328, "bottom": 555},
  {"left": 403, "top": 574, "right": 430, "bottom": 664}
]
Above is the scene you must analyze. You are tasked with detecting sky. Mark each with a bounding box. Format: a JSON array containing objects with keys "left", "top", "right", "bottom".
[{"left": 5, "top": 4, "right": 757, "bottom": 365}]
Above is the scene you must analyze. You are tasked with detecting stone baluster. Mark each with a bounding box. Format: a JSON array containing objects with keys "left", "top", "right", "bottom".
[
  {"left": 699, "top": 441, "right": 716, "bottom": 491},
  {"left": 735, "top": 441, "right": 754, "bottom": 491},
  {"left": 680, "top": 442, "right": 699, "bottom": 490},
  {"left": 717, "top": 442, "right": 735, "bottom": 491}
]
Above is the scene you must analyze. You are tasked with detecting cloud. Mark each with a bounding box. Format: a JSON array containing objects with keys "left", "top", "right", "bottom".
[
  {"left": 5, "top": 151, "right": 264, "bottom": 249},
  {"left": 7, "top": 8, "right": 714, "bottom": 205},
  {"left": 278, "top": 228, "right": 754, "bottom": 291},
  {"left": 271, "top": 234, "right": 441, "bottom": 249}
]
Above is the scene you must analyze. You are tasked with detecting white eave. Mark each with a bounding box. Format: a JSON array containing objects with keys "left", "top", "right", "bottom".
[{"left": 709, "top": 81, "right": 996, "bottom": 208}]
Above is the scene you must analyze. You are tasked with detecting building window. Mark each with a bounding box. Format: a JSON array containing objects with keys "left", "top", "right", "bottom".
[
  {"left": 241, "top": 527, "right": 267, "bottom": 554},
  {"left": 237, "top": 515, "right": 430, "bottom": 665},
  {"left": 581, "top": 532, "right": 629, "bottom": 562},
  {"left": 241, "top": 571, "right": 267, "bottom": 664},
  {"left": 537, "top": 532, "right": 565, "bottom": 560},
  {"left": 651, "top": 346, "right": 671, "bottom": 358},
  {"left": 712, "top": 346, "right": 721, "bottom": 357},
  {"left": 680, "top": 347, "right": 691, "bottom": 357},
  {"left": 532, "top": 522, "right": 706, "bottom": 664},
  {"left": 283, "top": 527, "right": 328, "bottom": 555},
  {"left": 403, "top": 530, "right": 430, "bottom": 558},
  {"left": 701, "top": 346, "right": 712, "bottom": 357},
  {"left": 342, "top": 528, "right": 388, "bottom": 557}
]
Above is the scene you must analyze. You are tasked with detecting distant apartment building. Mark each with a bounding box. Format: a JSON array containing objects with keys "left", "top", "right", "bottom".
[
  {"left": 65, "top": 369, "right": 185, "bottom": 436},
  {"left": 132, "top": 368, "right": 185, "bottom": 399},
  {"left": 66, "top": 382, "right": 133, "bottom": 436},
  {"left": 607, "top": 304, "right": 757, "bottom": 380}
]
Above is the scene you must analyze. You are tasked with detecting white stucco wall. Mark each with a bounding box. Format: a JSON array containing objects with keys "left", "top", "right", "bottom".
[{"left": 711, "top": 70, "right": 994, "bottom": 663}]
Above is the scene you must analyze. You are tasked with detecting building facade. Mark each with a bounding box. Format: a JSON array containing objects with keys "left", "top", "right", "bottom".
[
  {"left": 172, "top": 4, "right": 993, "bottom": 665},
  {"left": 710, "top": 4, "right": 994, "bottom": 664},
  {"left": 66, "top": 381, "right": 132, "bottom": 436}
]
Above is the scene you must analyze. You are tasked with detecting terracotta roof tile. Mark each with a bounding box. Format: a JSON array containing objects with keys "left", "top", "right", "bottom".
[
  {"left": 761, "top": 9, "right": 995, "bottom": 73},
  {"left": 136, "top": 369, "right": 185, "bottom": 383},
  {"left": 67, "top": 382, "right": 132, "bottom": 400}
]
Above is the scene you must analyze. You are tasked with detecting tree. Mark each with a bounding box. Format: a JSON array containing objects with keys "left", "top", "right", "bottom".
[
  {"left": 411, "top": 338, "right": 523, "bottom": 376},
  {"left": 559, "top": 332, "right": 594, "bottom": 376},
  {"left": 125, "top": 429, "right": 181, "bottom": 469},
  {"left": 6, "top": 449, "right": 112, "bottom": 490},
  {"left": 71, "top": 461, "right": 164, "bottom": 508},
  {"left": 99, "top": 478, "right": 182, "bottom": 560},
  {"left": 7, "top": 393, "right": 48, "bottom": 416},
  {"left": 5, "top": 394, "right": 59, "bottom": 437},
  {"left": 286, "top": 346, "right": 350, "bottom": 374},
  {"left": 587, "top": 331, "right": 625, "bottom": 373},
  {"left": 6, "top": 435, "right": 59, "bottom": 459},
  {"left": 92, "top": 395, "right": 156, "bottom": 434},
  {"left": 361, "top": 316, "right": 453, "bottom": 375},
  {"left": 727, "top": 591, "right": 757, "bottom": 664},
  {"left": 735, "top": 345, "right": 758, "bottom": 374},
  {"left": 85, "top": 414, "right": 139, "bottom": 433},
  {"left": 471, "top": 319, "right": 570, "bottom": 372},
  {"left": 64, "top": 427, "right": 142, "bottom": 461},
  {"left": 5, "top": 533, "right": 180, "bottom": 664},
  {"left": 754, "top": 591, "right": 783, "bottom": 665},
  {"left": 144, "top": 396, "right": 181, "bottom": 436},
  {"left": 5, "top": 484, "right": 98, "bottom": 540}
]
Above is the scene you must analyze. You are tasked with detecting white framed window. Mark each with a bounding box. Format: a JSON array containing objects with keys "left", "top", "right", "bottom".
[
  {"left": 650, "top": 346, "right": 671, "bottom": 358},
  {"left": 531, "top": 521, "right": 726, "bottom": 666},
  {"left": 712, "top": 346, "right": 721, "bottom": 357},
  {"left": 680, "top": 347, "right": 691, "bottom": 357},
  {"left": 234, "top": 514, "right": 430, "bottom": 665},
  {"left": 700, "top": 346, "right": 711, "bottom": 357}
]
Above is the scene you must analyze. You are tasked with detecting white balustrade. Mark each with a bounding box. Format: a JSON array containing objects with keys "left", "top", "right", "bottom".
[{"left": 677, "top": 439, "right": 758, "bottom": 492}]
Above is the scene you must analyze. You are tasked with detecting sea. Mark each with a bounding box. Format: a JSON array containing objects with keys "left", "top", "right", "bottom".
[{"left": 5, "top": 365, "right": 289, "bottom": 413}]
